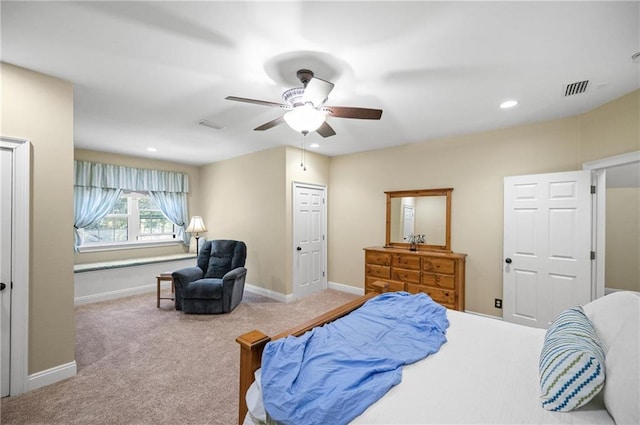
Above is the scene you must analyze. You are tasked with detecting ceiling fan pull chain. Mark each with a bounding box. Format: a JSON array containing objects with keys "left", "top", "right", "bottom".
[
  {"left": 300, "top": 134, "right": 304, "bottom": 169},
  {"left": 300, "top": 133, "right": 307, "bottom": 171}
]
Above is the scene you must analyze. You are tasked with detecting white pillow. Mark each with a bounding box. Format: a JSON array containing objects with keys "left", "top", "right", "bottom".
[
  {"left": 582, "top": 291, "right": 640, "bottom": 424},
  {"left": 539, "top": 306, "right": 605, "bottom": 412}
]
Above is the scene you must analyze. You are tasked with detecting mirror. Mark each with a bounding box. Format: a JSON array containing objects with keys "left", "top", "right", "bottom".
[{"left": 385, "top": 188, "right": 452, "bottom": 252}]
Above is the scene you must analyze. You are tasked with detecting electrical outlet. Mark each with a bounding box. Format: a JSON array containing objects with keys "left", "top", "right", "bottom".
[{"left": 494, "top": 298, "right": 502, "bottom": 309}]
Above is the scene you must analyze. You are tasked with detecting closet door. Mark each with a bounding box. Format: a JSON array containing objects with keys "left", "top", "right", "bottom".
[{"left": 503, "top": 170, "right": 592, "bottom": 328}]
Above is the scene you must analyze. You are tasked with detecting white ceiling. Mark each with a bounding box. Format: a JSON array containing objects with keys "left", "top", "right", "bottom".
[{"left": 2, "top": 1, "right": 639, "bottom": 166}]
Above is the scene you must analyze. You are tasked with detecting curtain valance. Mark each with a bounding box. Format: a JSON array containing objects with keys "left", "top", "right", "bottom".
[{"left": 74, "top": 160, "right": 189, "bottom": 193}]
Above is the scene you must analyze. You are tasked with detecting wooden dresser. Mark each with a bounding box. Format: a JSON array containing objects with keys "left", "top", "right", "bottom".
[{"left": 364, "top": 247, "right": 467, "bottom": 311}]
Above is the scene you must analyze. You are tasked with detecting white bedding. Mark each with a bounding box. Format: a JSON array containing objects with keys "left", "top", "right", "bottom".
[
  {"left": 247, "top": 309, "right": 614, "bottom": 425},
  {"left": 351, "top": 309, "right": 612, "bottom": 424}
]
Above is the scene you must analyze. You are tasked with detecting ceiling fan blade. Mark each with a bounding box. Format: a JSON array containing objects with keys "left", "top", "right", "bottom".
[
  {"left": 226, "top": 96, "right": 289, "bottom": 109},
  {"left": 254, "top": 116, "right": 285, "bottom": 131},
  {"left": 316, "top": 121, "right": 336, "bottom": 138},
  {"left": 323, "top": 106, "right": 383, "bottom": 120},
  {"left": 302, "top": 78, "right": 335, "bottom": 106}
]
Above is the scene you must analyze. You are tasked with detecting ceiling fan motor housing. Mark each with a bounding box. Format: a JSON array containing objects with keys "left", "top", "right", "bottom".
[
  {"left": 282, "top": 87, "right": 306, "bottom": 107},
  {"left": 296, "top": 69, "right": 314, "bottom": 86}
]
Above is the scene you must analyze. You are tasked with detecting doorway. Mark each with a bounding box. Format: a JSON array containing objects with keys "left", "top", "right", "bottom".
[
  {"left": 503, "top": 151, "right": 640, "bottom": 328},
  {"left": 292, "top": 182, "right": 327, "bottom": 298},
  {"left": 0, "top": 137, "right": 30, "bottom": 397},
  {"left": 584, "top": 151, "right": 640, "bottom": 295}
]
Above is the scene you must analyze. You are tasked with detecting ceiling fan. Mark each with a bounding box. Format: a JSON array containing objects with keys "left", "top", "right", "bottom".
[{"left": 226, "top": 69, "right": 383, "bottom": 137}]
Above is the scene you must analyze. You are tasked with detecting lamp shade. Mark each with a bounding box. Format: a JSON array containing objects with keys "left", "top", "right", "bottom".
[
  {"left": 283, "top": 103, "right": 326, "bottom": 133},
  {"left": 185, "top": 216, "right": 207, "bottom": 235}
]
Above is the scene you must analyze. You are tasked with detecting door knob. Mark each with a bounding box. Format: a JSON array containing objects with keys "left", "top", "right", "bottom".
[
  {"left": 505, "top": 258, "right": 512, "bottom": 264},
  {"left": 0, "top": 282, "right": 6, "bottom": 291},
  {"left": 296, "top": 246, "right": 302, "bottom": 251}
]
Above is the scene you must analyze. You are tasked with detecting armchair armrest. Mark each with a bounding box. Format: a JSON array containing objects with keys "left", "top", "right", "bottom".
[
  {"left": 172, "top": 266, "right": 204, "bottom": 311},
  {"left": 172, "top": 266, "right": 204, "bottom": 288},
  {"left": 222, "top": 267, "right": 247, "bottom": 283},
  {"left": 222, "top": 267, "right": 247, "bottom": 313}
]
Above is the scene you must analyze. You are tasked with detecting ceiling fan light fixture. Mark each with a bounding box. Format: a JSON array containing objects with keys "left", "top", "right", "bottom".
[{"left": 283, "top": 103, "right": 326, "bottom": 133}]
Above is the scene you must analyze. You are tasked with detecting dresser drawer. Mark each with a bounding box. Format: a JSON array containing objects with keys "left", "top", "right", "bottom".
[
  {"left": 365, "top": 278, "right": 404, "bottom": 293},
  {"left": 364, "top": 247, "right": 466, "bottom": 311},
  {"left": 391, "top": 254, "right": 420, "bottom": 270},
  {"left": 366, "top": 264, "right": 391, "bottom": 279},
  {"left": 391, "top": 268, "right": 421, "bottom": 284},
  {"left": 407, "top": 284, "right": 455, "bottom": 306},
  {"left": 422, "top": 258, "right": 455, "bottom": 274},
  {"left": 366, "top": 251, "right": 391, "bottom": 266},
  {"left": 421, "top": 273, "right": 455, "bottom": 290}
]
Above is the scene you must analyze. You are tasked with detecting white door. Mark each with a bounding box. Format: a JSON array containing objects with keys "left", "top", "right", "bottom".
[
  {"left": 402, "top": 205, "right": 415, "bottom": 241},
  {"left": 1, "top": 147, "right": 12, "bottom": 397},
  {"left": 503, "top": 170, "right": 592, "bottom": 328},
  {"left": 293, "top": 183, "right": 326, "bottom": 298}
]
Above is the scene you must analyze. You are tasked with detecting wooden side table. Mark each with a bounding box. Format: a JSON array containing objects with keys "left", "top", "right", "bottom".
[{"left": 156, "top": 272, "right": 175, "bottom": 308}]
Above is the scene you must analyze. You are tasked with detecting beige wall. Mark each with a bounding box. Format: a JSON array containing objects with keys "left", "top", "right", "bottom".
[
  {"left": 200, "top": 147, "right": 287, "bottom": 293},
  {"left": 579, "top": 90, "right": 640, "bottom": 163},
  {"left": 329, "top": 117, "right": 584, "bottom": 316},
  {"left": 605, "top": 187, "right": 640, "bottom": 291},
  {"left": 1, "top": 63, "right": 75, "bottom": 374},
  {"left": 198, "top": 145, "right": 330, "bottom": 295},
  {"left": 73, "top": 149, "right": 201, "bottom": 264}
]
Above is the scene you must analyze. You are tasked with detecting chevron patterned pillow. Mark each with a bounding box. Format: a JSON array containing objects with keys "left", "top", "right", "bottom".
[{"left": 539, "top": 306, "right": 605, "bottom": 412}]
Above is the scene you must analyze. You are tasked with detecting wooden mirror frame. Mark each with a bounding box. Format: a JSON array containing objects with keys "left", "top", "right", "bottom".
[{"left": 385, "top": 188, "right": 453, "bottom": 252}]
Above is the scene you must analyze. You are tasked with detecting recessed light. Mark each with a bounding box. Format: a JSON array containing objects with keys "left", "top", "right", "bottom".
[
  {"left": 146, "top": 147, "right": 157, "bottom": 152},
  {"left": 310, "top": 143, "right": 320, "bottom": 148},
  {"left": 500, "top": 100, "right": 518, "bottom": 109}
]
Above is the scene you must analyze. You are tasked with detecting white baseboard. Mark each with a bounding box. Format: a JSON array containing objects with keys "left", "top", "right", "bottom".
[
  {"left": 245, "top": 284, "right": 296, "bottom": 303},
  {"left": 328, "top": 281, "right": 365, "bottom": 296},
  {"left": 245, "top": 282, "right": 363, "bottom": 303},
  {"left": 75, "top": 283, "right": 169, "bottom": 305},
  {"left": 28, "top": 361, "right": 77, "bottom": 392}
]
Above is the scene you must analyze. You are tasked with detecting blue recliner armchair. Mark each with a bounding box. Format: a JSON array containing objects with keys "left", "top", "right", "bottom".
[{"left": 172, "top": 240, "right": 247, "bottom": 314}]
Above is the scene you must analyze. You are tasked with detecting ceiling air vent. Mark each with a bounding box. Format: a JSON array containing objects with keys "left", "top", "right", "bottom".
[
  {"left": 197, "top": 119, "right": 223, "bottom": 130},
  {"left": 563, "top": 80, "right": 589, "bottom": 97}
]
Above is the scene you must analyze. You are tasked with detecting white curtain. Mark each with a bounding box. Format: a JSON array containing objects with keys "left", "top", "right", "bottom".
[
  {"left": 74, "top": 160, "right": 189, "bottom": 192},
  {"left": 74, "top": 160, "right": 191, "bottom": 249},
  {"left": 149, "top": 191, "right": 190, "bottom": 245},
  {"left": 73, "top": 186, "right": 122, "bottom": 250}
]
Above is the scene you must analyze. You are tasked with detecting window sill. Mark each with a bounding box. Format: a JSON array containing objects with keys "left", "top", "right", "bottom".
[
  {"left": 77, "top": 239, "right": 182, "bottom": 253},
  {"left": 74, "top": 253, "right": 197, "bottom": 273}
]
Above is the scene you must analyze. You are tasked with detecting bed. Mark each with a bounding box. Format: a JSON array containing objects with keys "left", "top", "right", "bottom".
[{"left": 236, "top": 290, "right": 639, "bottom": 425}]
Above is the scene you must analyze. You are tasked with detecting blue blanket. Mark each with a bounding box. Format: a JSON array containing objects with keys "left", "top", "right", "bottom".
[{"left": 261, "top": 292, "right": 449, "bottom": 425}]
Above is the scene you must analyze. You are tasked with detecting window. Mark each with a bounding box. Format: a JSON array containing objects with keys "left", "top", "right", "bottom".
[{"left": 81, "top": 191, "right": 177, "bottom": 247}]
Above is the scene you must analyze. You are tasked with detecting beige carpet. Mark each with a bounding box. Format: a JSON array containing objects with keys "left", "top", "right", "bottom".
[{"left": 0, "top": 289, "right": 359, "bottom": 425}]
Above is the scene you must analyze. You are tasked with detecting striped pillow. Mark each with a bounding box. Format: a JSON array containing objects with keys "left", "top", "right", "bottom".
[{"left": 539, "top": 306, "right": 605, "bottom": 412}]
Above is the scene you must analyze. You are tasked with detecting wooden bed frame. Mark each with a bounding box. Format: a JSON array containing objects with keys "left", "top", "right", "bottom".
[{"left": 235, "top": 285, "right": 389, "bottom": 424}]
